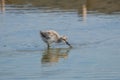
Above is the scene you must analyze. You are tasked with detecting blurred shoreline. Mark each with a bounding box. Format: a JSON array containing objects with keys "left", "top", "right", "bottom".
[{"left": 4, "top": 0, "right": 120, "bottom": 13}]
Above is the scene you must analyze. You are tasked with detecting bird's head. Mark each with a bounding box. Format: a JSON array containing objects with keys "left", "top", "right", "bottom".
[
  {"left": 60, "top": 35, "right": 72, "bottom": 47},
  {"left": 60, "top": 35, "right": 67, "bottom": 41}
]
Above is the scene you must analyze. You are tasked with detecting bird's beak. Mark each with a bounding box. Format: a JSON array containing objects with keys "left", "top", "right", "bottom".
[{"left": 65, "top": 41, "right": 72, "bottom": 48}]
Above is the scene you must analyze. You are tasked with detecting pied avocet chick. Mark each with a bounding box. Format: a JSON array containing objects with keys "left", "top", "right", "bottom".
[{"left": 40, "top": 30, "right": 72, "bottom": 48}]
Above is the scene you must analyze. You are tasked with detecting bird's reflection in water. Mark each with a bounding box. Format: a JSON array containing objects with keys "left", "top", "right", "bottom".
[{"left": 41, "top": 48, "right": 71, "bottom": 65}]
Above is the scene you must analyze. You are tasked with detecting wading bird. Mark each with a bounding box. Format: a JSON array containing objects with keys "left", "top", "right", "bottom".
[{"left": 40, "top": 30, "right": 72, "bottom": 48}]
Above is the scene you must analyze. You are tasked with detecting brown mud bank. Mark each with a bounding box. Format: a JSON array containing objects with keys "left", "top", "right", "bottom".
[{"left": 3, "top": 0, "right": 120, "bottom": 13}]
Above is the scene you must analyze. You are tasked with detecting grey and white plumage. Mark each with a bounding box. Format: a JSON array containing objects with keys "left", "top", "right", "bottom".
[{"left": 40, "top": 30, "right": 72, "bottom": 48}]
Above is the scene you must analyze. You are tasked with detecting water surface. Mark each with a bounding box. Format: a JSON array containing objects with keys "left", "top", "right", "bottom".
[{"left": 0, "top": 4, "right": 120, "bottom": 80}]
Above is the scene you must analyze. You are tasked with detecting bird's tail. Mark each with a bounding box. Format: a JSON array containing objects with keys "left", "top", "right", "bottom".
[
  {"left": 40, "top": 31, "right": 45, "bottom": 37},
  {"left": 40, "top": 31, "right": 50, "bottom": 39}
]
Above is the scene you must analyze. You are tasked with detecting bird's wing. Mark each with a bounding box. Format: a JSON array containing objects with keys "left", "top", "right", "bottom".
[{"left": 48, "top": 30, "right": 60, "bottom": 39}]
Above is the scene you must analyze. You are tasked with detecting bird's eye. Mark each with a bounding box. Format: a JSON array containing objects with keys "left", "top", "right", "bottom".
[
  {"left": 48, "top": 32, "right": 51, "bottom": 34},
  {"left": 63, "top": 39, "right": 66, "bottom": 41}
]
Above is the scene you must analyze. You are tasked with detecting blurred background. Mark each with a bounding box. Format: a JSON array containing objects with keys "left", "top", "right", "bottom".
[
  {"left": 3, "top": 0, "right": 120, "bottom": 13},
  {"left": 0, "top": 0, "right": 120, "bottom": 80}
]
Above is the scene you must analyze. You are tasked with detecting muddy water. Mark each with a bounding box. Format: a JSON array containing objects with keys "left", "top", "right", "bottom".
[{"left": 0, "top": 4, "right": 120, "bottom": 80}]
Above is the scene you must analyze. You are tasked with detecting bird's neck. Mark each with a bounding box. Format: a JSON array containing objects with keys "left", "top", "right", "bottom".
[{"left": 57, "top": 38, "right": 62, "bottom": 43}]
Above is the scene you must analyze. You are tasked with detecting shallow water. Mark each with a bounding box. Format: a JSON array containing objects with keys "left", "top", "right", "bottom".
[{"left": 0, "top": 5, "right": 120, "bottom": 80}]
